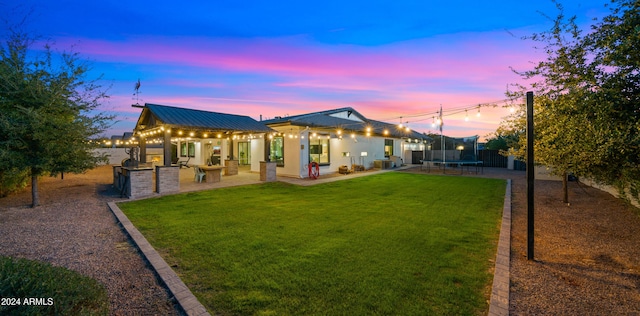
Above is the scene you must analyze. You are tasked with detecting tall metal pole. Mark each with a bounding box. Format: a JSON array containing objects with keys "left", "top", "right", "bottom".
[
  {"left": 526, "top": 91, "right": 535, "bottom": 260},
  {"left": 440, "top": 105, "right": 445, "bottom": 164}
]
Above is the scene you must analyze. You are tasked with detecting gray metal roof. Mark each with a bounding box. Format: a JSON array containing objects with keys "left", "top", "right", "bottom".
[
  {"left": 263, "top": 107, "right": 432, "bottom": 141},
  {"left": 139, "top": 103, "right": 273, "bottom": 133}
]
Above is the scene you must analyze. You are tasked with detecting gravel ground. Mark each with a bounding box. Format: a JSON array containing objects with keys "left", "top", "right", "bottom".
[
  {"left": 2, "top": 165, "right": 640, "bottom": 315},
  {"left": 508, "top": 176, "right": 640, "bottom": 315},
  {"left": 0, "top": 165, "right": 180, "bottom": 315}
]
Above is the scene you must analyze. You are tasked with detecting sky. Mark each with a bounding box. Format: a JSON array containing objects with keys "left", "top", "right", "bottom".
[{"left": 3, "top": 1, "right": 609, "bottom": 141}]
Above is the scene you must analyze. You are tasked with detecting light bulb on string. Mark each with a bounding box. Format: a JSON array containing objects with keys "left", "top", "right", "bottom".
[{"left": 465, "top": 110, "right": 469, "bottom": 122}]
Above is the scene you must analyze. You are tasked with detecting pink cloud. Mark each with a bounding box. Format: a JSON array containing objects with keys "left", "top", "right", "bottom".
[
  {"left": 54, "top": 33, "right": 534, "bottom": 87},
  {"left": 60, "top": 31, "right": 541, "bottom": 139}
]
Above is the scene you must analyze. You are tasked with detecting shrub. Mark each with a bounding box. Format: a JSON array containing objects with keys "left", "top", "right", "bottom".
[{"left": 0, "top": 168, "right": 29, "bottom": 197}]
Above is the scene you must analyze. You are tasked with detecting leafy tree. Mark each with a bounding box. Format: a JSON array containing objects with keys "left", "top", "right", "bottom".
[
  {"left": 582, "top": 0, "right": 640, "bottom": 200},
  {"left": 0, "top": 26, "right": 113, "bottom": 207},
  {"left": 484, "top": 130, "right": 521, "bottom": 151},
  {"left": 501, "top": 0, "right": 640, "bottom": 204}
]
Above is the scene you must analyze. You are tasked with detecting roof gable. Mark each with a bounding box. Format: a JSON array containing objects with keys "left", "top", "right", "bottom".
[
  {"left": 263, "top": 107, "right": 431, "bottom": 141},
  {"left": 328, "top": 109, "right": 364, "bottom": 122}
]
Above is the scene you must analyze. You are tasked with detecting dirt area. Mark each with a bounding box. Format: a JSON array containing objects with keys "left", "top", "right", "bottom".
[
  {"left": 0, "top": 165, "right": 180, "bottom": 315},
  {"left": 1, "top": 165, "right": 639, "bottom": 315}
]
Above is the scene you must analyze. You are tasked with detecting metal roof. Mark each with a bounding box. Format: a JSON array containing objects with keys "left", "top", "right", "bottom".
[
  {"left": 263, "top": 107, "right": 432, "bottom": 141},
  {"left": 138, "top": 103, "right": 273, "bottom": 133}
]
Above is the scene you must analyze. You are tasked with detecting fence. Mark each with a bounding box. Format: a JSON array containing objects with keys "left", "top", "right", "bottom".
[{"left": 478, "top": 150, "right": 525, "bottom": 170}]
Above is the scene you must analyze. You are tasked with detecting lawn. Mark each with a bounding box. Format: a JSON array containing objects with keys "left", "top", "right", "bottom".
[
  {"left": 119, "top": 172, "right": 506, "bottom": 315},
  {"left": 0, "top": 256, "right": 108, "bottom": 315}
]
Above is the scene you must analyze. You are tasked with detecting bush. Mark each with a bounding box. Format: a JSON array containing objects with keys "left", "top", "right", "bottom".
[
  {"left": 0, "top": 168, "right": 29, "bottom": 197},
  {"left": 0, "top": 256, "right": 109, "bottom": 315}
]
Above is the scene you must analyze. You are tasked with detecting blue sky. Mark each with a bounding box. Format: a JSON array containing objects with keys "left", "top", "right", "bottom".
[{"left": 3, "top": 1, "right": 609, "bottom": 140}]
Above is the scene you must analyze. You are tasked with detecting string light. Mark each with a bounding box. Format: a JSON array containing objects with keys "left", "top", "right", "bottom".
[{"left": 465, "top": 110, "right": 469, "bottom": 122}]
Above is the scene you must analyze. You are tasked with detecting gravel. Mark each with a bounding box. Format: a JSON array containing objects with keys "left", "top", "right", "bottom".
[
  {"left": 508, "top": 175, "right": 640, "bottom": 315},
  {"left": 0, "top": 165, "right": 180, "bottom": 315}
]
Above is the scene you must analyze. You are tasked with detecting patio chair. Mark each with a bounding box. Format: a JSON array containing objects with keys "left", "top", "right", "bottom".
[
  {"left": 194, "top": 166, "right": 206, "bottom": 183},
  {"left": 178, "top": 157, "right": 191, "bottom": 168}
]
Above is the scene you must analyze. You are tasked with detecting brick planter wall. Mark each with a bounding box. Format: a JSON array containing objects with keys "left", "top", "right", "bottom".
[
  {"left": 123, "top": 167, "right": 153, "bottom": 198},
  {"left": 156, "top": 166, "right": 180, "bottom": 194},
  {"left": 260, "top": 161, "right": 277, "bottom": 182},
  {"left": 225, "top": 159, "right": 239, "bottom": 175}
]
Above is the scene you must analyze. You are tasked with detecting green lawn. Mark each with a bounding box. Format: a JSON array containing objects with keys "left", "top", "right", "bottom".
[
  {"left": 0, "top": 256, "right": 108, "bottom": 315},
  {"left": 119, "top": 172, "right": 505, "bottom": 315}
]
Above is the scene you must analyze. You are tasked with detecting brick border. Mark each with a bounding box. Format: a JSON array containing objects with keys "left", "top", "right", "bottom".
[
  {"left": 488, "top": 179, "right": 511, "bottom": 315},
  {"left": 107, "top": 202, "right": 210, "bottom": 316}
]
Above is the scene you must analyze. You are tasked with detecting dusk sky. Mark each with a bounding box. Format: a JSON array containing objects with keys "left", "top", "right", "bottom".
[{"left": 6, "top": 1, "right": 608, "bottom": 140}]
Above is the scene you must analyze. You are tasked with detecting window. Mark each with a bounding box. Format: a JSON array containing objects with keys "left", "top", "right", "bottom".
[
  {"left": 180, "top": 141, "right": 196, "bottom": 157},
  {"left": 309, "top": 135, "right": 330, "bottom": 164},
  {"left": 384, "top": 139, "right": 394, "bottom": 157},
  {"left": 270, "top": 136, "right": 284, "bottom": 166}
]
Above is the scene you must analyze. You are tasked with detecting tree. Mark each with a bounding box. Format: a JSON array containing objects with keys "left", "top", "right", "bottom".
[
  {"left": 501, "top": 0, "right": 640, "bottom": 204},
  {"left": 582, "top": 0, "right": 640, "bottom": 200},
  {"left": 0, "top": 26, "right": 113, "bottom": 207}
]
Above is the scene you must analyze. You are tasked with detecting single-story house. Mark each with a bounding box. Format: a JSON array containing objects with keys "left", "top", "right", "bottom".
[
  {"left": 262, "top": 107, "right": 432, "bottom": 178},
  {"left": 131, "top": 104, "right": 432, "bottom": 178}
]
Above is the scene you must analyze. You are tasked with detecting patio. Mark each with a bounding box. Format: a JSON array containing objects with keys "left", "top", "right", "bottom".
[{"left": 177, "top": 165, "right": 262, "bottom": 193}]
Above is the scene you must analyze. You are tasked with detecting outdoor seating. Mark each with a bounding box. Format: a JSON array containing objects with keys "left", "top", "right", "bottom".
[
  {"left": 194, "top": 166, "right": 206, "bottom": 183},
  {"left": 178, "top": 157, "right": 190, "bottom": 168}
]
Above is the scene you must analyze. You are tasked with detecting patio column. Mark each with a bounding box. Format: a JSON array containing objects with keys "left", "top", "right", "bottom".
[
  {"left": 264, "top": 135, "right": 271, "bottom": 162},
  {"left": 139, "top": 135, "right": 147, "bottom": 163},
  {"left": 163, "top": 128, "right": 172, "bottom": 166}
]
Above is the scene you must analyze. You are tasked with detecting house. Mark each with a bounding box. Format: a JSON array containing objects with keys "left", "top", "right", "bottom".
[
  {"left": 131, "top": 104, "right": 431, "bottom": 178},
  {"left": 262, "top": 107, "right": 432, "bottom": 178}
]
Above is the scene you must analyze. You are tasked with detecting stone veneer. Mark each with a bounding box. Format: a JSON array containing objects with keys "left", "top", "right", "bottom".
[
  {"left": 224, "top": 159, "right": 239, "bottom": 175},
  {"left": 155, "top": 166, "right": 180, "bottom": 194},
  {"left": 260, "top": 161, "right": 277, "bottom": 182},
  {"left": 123, "top": 167, "right": 153, "bottom": 198}
]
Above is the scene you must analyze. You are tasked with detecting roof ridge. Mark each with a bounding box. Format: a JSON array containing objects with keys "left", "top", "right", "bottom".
[{"left": 145, "top": 103, "right": 254, "bottom": 119}]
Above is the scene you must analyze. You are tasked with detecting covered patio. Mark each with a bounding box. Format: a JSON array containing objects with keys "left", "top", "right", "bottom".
[
  {"left": 115, "top": 103, "right": 278, "bottom": 198},
  {"left": 134, "top": 103, "right": 275, "bottom": 171}
]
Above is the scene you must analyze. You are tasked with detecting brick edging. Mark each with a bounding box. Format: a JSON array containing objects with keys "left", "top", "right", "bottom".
[
  {"left": 488, "top": 179, "right": 511, "bottom": 316},
  {"left": 107, "top": 202, "right": 211, "bottom": 316}
]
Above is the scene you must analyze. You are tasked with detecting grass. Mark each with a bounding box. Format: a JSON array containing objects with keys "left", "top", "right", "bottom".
[
  {"left": 119, "top": 172, "right": 506, "bottom": 315},
  {"left": 0, "top": 256, "right": 109, "bottom": 315}
]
